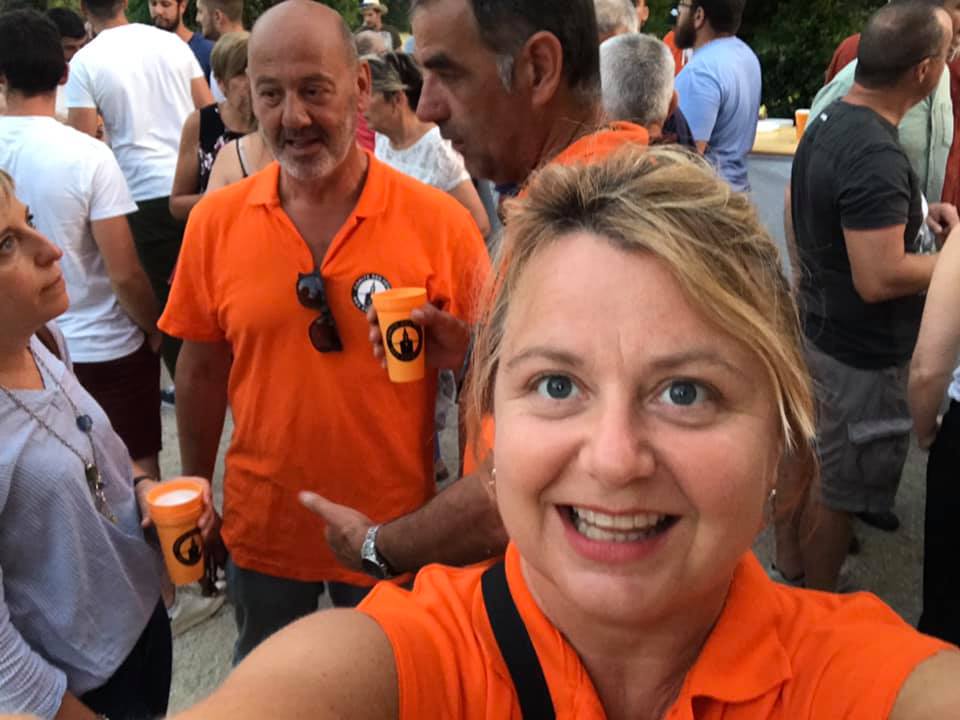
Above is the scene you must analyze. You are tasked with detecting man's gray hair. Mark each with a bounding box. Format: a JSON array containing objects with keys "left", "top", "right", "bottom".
[
  {"left": 594, "top": 0, "right": 638, "bottom": 37},
  {"left": 600, "top": 32, "right": 675, "bottom": 127},
  {"left": 355, "top": 29, "right": 388, "bottom": 56}
]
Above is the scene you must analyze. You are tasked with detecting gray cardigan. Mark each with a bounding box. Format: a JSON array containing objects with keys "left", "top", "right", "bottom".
[{"left": 0, "top": 328, "right": 162, "bottom": 718}]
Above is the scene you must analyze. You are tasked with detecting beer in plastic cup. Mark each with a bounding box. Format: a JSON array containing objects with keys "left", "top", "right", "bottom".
[
  {"left": 146, "top": 479, "right": 205, "bottom": 585},
  {"left": 372, "top": 287, "right": 428, "bottom": 383},
  {"left": 795, "top": 109, "right": 811, "bottom": 139}
]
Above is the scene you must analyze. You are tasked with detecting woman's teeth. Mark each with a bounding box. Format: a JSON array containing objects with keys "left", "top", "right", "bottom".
[{"left": 570, "top": 506, "right": 669, "bottom": 542}]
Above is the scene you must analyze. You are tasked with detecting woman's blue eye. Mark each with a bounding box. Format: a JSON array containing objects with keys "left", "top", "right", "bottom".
[
  {"left": 536, "top": 375, "right": 578, "bottom": 400},
  {"left": 661, "top": 380, "right": 706, "bottom": 407}
]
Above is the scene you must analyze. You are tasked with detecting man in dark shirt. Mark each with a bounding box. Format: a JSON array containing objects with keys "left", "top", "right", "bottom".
[
  {"left": 776, "top": 0, "right": 958, "bottom": 592},
  {"left": 149, "top": 0, "right": 214, "bottom": 83}
]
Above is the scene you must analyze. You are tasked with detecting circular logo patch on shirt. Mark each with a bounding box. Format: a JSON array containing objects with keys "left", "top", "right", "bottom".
[{"left": 351, "top": 273, "right": 391, "bottom": 312}]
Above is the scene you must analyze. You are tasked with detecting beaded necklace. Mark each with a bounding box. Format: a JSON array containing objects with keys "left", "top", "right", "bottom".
[{"left": 0, "top": 349, "right": 117, "bottom": 523}]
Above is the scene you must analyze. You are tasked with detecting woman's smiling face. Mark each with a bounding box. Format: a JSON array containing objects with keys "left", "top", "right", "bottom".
[{"left": 492, "top": 231, "right": 782, "bottom": 626}]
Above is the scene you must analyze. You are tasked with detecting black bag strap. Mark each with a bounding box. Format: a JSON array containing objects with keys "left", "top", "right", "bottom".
[{"left": 481, "top": 560, "right": 556, "bottom": 720}]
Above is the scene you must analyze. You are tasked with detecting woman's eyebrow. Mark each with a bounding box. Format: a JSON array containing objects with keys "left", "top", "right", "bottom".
[{"left": 504, "top": 346, "right": 582, "bottom": 371}]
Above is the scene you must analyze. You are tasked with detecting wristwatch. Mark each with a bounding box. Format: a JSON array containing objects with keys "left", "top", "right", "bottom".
[{"left": 361, "top": 524, "right": 395, "bottom": 579}]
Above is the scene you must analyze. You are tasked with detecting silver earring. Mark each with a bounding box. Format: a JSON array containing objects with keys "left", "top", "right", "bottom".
[
  {"left": 764, "top": 487, "right": 778, "bottom": 524},
  {"left": 488, "top": 467, "right": 496, "bottom": 489}
]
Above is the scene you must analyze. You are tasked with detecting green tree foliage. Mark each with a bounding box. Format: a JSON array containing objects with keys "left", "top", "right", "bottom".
[{"left": 645, "top": 0, "right": 883, "bottom": 117}]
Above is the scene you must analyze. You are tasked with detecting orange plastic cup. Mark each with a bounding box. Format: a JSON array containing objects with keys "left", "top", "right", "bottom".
[
  {"left": 146, "top": 479, "right": 205, "bottom": 585},
  {"left": 372, "top": 287, "right": 427, "bottom": 383},
  {"left": 795, "top": 109, "right": 810, "bottom": 139}
]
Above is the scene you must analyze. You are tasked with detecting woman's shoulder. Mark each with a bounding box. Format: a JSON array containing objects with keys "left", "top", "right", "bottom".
[
  {"left": 360, "top": 559, "right": 492, "bottom": 637},
  {"left": 358, "top": 560, "right": 501, "bottom": 715},
  {"left": 732, "top": 558, "right": 954, "bottom": 717}
]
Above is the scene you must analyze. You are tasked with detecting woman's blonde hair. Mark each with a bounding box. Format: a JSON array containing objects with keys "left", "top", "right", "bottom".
[
  {"left": 211, "top": 31, "right": 250, "bottom": 84},
  {"left": 466, "top": 145, "right": 817, "bottom": 484}
]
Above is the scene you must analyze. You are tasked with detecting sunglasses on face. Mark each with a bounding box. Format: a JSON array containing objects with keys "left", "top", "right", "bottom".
[{"left": 296, "top": 270, "right": 343, "bottom": 353}]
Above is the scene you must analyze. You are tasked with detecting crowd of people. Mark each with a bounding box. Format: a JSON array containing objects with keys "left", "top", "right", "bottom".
[{"left": 1, "top": 0, "right": 960, "bottom": 717}]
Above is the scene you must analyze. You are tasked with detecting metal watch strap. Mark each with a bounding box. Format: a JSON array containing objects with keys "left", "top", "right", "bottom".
[{"left": 362, "top": 524, "right": 395, "bottom": 579}]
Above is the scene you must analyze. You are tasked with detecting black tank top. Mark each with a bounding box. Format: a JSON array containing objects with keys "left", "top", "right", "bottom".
[{"left": 197, "top": 104, "right": 243, "bottom": 192}]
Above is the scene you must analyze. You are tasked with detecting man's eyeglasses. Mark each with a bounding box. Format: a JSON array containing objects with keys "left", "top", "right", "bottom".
[
  {"left": 671, "top": 1, "right": 692, "bottom": 17},
  {"left": 297, "top": 270, "right": 343, "bottom": 353}
]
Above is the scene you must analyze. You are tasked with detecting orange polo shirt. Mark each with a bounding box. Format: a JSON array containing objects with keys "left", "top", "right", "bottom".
[
  {"left": 360, "top": 543, "right": 952, "bottom": 718},
  {"left": 159, "top": 157, "right": 489, "bottom": 584},
  {"left": 462, "top": 122, "right": 649, "bottom": 477}
]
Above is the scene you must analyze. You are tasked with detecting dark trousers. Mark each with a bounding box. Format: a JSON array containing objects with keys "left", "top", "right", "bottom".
[
  {"left": 73, "top": 340, "right": 162, "bottom": 460},
  {"left": 126, "top": 197, "right": 184, "bottom": 378},
  {"left": 81, "top": 600, "right": 172, "bottom": 720},
  {"left": 918, "top": 400, "right": 960, "bottom": 645},
  {"left": 226, "top": 557, "right": 372, "bottom": 665}
]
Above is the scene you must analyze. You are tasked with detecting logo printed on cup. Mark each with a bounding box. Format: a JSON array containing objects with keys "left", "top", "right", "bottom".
[
  {"left": 173, "top": 527, "right": 204, "bottom": 566},
  {"left": 386, "top": 319, "right": 423, "bottom": 362}
]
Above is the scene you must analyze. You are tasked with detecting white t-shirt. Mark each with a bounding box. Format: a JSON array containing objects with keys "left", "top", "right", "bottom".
[
  {"left": 0, "top": 115, "right": 142, "bottom": 362},
  {"left": 374, "top": 126, "right": 469, "bottom": 192},
  {"left": 65, "top": 23, "right": 202, "bottom": 201}
]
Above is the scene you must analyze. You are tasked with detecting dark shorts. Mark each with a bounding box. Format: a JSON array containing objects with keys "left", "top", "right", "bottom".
[
  {"left": 225, "top": 557, "right": 373, "bottom": 665},
  {"left": 82, "top": 599, "right": 172, "bottom": 720},
  {"left": 73, "top": 340, "right": 162, "bottom": 460},
  {"left": 126, "top": 197, "right": 184, "bottom": 377},
  {"left": 806, "top": 343, "right": 912, "bottom": 514}
]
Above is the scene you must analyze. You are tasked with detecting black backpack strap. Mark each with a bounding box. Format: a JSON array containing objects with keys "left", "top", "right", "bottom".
[{"left": 481, "top": 560, "right": 556, "bottom": 720}]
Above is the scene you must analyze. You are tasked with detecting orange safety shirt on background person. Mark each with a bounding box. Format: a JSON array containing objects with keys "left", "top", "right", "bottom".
[
  {"left": 461, "top": 122, "right": 650, "bottom": 477},
  {"left": 158, "top": 156, "right": 489, "bottom": 586},
  {"left": 663, "top": 30, "right": 687, "bottom": 76},
  {"left": 359, "top": 543, "right": 953, "bottom": 719}
]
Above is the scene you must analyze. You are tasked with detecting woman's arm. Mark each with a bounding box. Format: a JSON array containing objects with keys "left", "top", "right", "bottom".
[
  {"left": 908, "top": 227, "right": 960, "bottom": 448},
  {"left": 0, "top": 569, "right": 74, "bottom": 720},
  {"left": 448, "top": 180, "right": 491, "bottom": 238},
  {"left": 54, "top": 691, "right": 102, "bottom": 720},
  {"left": 169, "top": 110, "right": 203, "bottom": 221},
  {"left": 890, "top": 650, "right": 960, "bottom": 719},
  {"left": 171, "top": 609, "right": 398, "bottom": 720}
]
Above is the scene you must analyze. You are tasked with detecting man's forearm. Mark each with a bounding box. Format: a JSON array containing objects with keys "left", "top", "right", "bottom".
[
  {"left": 859, "top": 252, "right": 939, "bottom": 303},
  {"left": 377, "top": 471, "right": 508, "bottom": 574},
  {"left": 175, "top": 349, "right": 230, "bottom": 479},
  {"left": 112, "top": 272, "right": 160, "bottom": 334}
]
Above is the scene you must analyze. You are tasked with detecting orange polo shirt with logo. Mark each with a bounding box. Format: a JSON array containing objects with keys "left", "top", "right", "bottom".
[
  {"left": 463, "top": 122, "right": 649, "bottom": 477},
  {"left": 360, "top": 543, "right": 952, "bottom": 719},
  {"left": 158, "top": 157, "right": 489, "bottom": 585}
]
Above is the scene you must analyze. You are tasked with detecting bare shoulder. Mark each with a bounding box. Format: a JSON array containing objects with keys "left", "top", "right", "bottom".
[
  {"left": 890, "top": 649, "right": 960, "bottom": 719},
  {"left": 207, "top": 139, "right": 241, "bottom": 193},
  {"left": 171, "top": 609, "right": 398, "bottom": 720}
]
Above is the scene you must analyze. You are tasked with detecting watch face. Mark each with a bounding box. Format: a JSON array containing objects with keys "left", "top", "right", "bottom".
[{"left": 362, "top": 557, "right": 387, "bottom": 579}]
